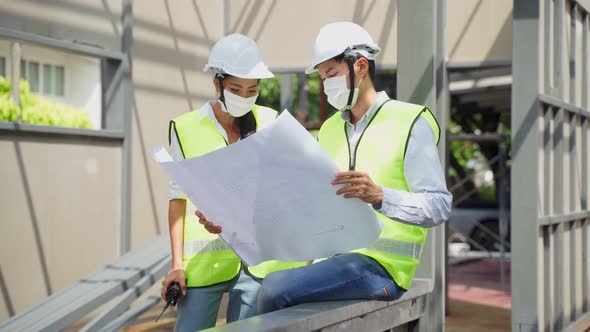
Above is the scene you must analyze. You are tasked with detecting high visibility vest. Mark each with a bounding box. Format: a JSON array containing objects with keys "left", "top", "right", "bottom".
[
  {"left": 170, "top": 105, "right": 305, "bottom": 287},
  {"left": 317, "top": 99, "right": 440, "bottom": 290}
]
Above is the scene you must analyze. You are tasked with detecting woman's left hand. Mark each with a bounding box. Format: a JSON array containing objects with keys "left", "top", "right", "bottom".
[
  {"left": 195, "top": 210, "right": 223, "bottom": 234},
  {"left": 331, "top": 171, "right": 383, "bottom": 205}
]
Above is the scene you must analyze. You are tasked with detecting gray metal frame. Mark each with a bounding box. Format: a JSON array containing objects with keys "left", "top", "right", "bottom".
[
  {"left": 0, "top": 235, "right": 169, "bottom": 331},
  {"left": 0, "top": 1, "right": 134, "bottom": 255},
  {"left": 0, "top": 121, "right": 124, "bottom": 139},
  {"left": 397, "top": 0, "right": 447, "bottom": 330},
  {"left": 119, "top": 0, "right": 133, "bottom": 255},
  {"left": 79, "top": 256, "right": 170, "bottom": 332},
  {"left": 0, "top": 27, "right": 124, "bottom": 61},
  {"left": 512, "top": 0, "right": 590, "bottom": 331}
]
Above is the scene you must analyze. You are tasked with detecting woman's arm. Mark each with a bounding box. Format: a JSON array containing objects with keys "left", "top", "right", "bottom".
[
  {"left": 162, "top": 129, "right": 189, "bottom": 298},
  {"left": 168, "top": 199, "right": 186, "bottom": 270},
  {"left": 161, "top": 199, "right": 188, "bottom": 298}
]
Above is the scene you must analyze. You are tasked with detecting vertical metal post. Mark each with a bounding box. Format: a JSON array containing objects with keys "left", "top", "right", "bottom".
[
  {"left": 544, "top": 0, "right": 552, "bottom": 94},
  {"left": 10, "top": 41, "right": 21, "bottom": 122},
  {"left": 583, "top": 13, "right": 589, "bottom": 111},
  {"left": 120, "top": 0, "right": 133, "bottom": 254},
  {"left": 296, "top": 73, "right": 310, "bottom": 122},
  {"left": 280, "top": 74, "right": 293, "bottom": 113},
  {"left": 554, "top": 105, "right": 565, "bottom": 331},
  {"left": 583, "top": 13, "right": 590, "bottom": 320},
  {"left": 569, "top": 2, "right": 576, "bottom": 105},
  {"left": 223, "top": 0, "right": 230, "bottom": 36},
  {"left": 512, "top": 1, "right": 541, "bottom": 331},
  {"left": 436, "top": 0, "right": 449, "bottom": 319},
  {"left": 498, "top": 141, "right": 507, "bottom": 291},
  {"left": 583, "top": 14, "right": 589, "bottom": 214},
  {"left": 398, "top": 0, "right": 443, "bottom": 330},
  {"left": 556, "top": 0, "right": 565, "bottom": 98}
]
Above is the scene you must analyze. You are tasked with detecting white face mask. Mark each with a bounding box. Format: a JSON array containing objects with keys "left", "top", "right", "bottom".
[
  {"left": 323, "top": 71, "right": 363, "bottom": 111},
  {"left": 220, "top": 90, "right": 258, "bottom": 117}
]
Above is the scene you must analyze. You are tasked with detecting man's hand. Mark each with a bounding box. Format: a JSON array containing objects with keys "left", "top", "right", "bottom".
[
  {"left": 332, "top": 171, "right": 383, "bottom": 205},
  {"left": 161, "top": 269, "right": 186, "bottom": 299},
  {"left": 195, "top": 210, "right": 222, "bottom": 234}
]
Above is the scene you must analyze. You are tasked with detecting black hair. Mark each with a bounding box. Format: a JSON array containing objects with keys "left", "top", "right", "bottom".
[
  {"left": 215, "top": 73, "right": 258, "bottom": 139},
  {"left": 332, "top": 53, "right": 376, "bottom": 83},
  {"left": 238, "top": 112, "right": 257, "bottom": 138}
]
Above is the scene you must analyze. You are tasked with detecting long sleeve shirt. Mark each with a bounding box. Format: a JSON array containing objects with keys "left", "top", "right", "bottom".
[{"left": 341, "top": 91, "right": 452, "bottom": 227}]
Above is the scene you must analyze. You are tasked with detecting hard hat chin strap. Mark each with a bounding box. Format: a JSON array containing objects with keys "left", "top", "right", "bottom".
[
  {"left": 344, "top": 51, "right": 359, "bottom": 111},
  {"left": 216, "top": 74, "right": 227, "bottom": 109}
]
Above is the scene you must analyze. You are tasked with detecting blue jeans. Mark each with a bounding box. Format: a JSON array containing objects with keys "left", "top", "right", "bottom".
[
  {"left": 174, "top": 269, "right": 261, "bottom": 332},
  {"left": 257, "top": 253, "right": 406, "bottom": 313}
]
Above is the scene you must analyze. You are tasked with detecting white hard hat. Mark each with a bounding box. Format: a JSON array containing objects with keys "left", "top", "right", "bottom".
[
  {"left": 203, "top": 34, "right": 274, "bottom": 79},
  {"left": 305, "top": 22, "right": 381, "bottom": 74}
]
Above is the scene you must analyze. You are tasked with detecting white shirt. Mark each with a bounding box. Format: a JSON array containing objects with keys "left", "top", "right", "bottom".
[
  {"left": 342, "top": 91, "right": 452, "bottom": 227},
  {"left": 168, "top": 101, "right": 231, "bottom": 200}
]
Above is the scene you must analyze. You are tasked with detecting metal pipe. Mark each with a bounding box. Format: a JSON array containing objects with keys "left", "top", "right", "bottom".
[
  {"left": 120, "top": 0, "right": 133, "bottom": 254},
  {"left": 10, "top": 41, "right": 21, "bottom": 122}
]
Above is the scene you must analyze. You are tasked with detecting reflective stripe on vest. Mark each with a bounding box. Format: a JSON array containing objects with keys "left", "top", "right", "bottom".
[
  {"left": 365, "top": 237, "right": 422, "bottom": 259},
  {"left": 317, "top": 99, "right": 440, "bottom": 290},
  {"left": 183, "top": 238, "right": 231, "bottom": 256}
]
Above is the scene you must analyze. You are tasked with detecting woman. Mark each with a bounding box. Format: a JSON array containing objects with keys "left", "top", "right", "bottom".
[{"left": 161, "top": 34, "right": 302, "bottom": 331}]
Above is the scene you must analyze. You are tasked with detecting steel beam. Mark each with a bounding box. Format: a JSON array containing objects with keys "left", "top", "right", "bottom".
[
  {"left": 512, "top": 1, "right": 542, "bottom": 330},
  {"left": 397, "top": 0, "right": 444, "bottom": 330}
]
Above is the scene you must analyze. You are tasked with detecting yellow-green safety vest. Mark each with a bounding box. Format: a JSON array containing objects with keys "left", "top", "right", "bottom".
[
  {"left": 317, "top": 99, "right": 440, "bottom": 290},
  {"left": 169, "top": 105, "right": 305, "bottom": 287}
]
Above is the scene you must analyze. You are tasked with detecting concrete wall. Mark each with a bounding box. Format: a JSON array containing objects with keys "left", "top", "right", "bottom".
[
  {"left": 0, "top": 0, "right": 125, "bottom": 321},
  {"left": 446, "top": 0, "right": 513, "bottom": 62},
  {"left": 227, "top": 0, "right": 399, "bottom": 68},
  {"left": 0, "top": 0, "right": 513, "bottom": 321},
  {"left": 226, "top": 0, "right": 512, "bottom": 69},
  {"left": 0, "top": 133, "right": 121, "bottom": 320}
]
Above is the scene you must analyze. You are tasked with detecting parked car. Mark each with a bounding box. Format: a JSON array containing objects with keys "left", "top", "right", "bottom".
[{"left": 447, "top": 201, "right": 510, "bottom": 252}]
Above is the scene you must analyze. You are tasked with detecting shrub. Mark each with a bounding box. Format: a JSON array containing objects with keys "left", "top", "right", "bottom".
[{"left": 0, "top": 77, "right": 93, "bottom": 129}]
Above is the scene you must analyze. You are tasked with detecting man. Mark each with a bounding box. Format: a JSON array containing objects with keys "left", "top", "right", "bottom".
[{"left": 256, "top": 22, "right": 452, "bottom": 313}]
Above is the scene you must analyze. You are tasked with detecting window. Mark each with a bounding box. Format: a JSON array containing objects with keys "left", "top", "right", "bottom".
[
  {"left": 28, "top": 61, "right": 40, "bottom": 93},
  {"left": 20, "top": 59, "right": 65, "bottom": 97},
  {"left": 0, "top": 44, "right": 102, "bottom": 130},
  {"left": 43, "top": 64, "right": 52, "bottom": 94},
  {"left": 55, "top": 66, "right": 64, "bottom": 96},
  {"left": 20, "top": 60, "right": 41, "bottom": 93},
  {"left": 20, "top": 59, "right": 26, "bottom": 79},
  {"left": 0, "top": 56, "right": 5, "bottom": 77},
  {"left": 42, "top": 63, "right": 64, "bottom": 97}
]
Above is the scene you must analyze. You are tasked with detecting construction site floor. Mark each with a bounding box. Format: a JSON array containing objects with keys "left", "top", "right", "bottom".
[{"left": 446, "top": 258, "right": 511, "bottom": 332}]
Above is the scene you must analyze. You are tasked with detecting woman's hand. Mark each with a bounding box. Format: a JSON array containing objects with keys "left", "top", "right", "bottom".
[
  {"left": 161, "top": 268, "right": 186, "bottom": 300},
  {"left": 195, "top": 210, "right": 223, "bottom": 234},
  {"left": 332, "top": 171, "right": 383, "bottom": 205}
]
